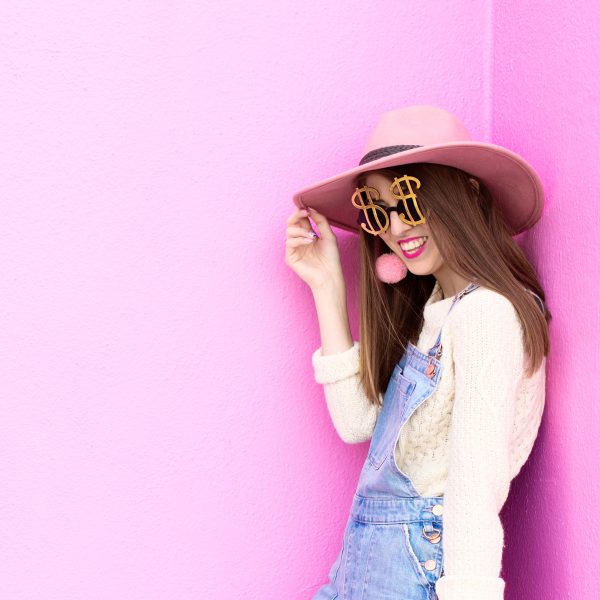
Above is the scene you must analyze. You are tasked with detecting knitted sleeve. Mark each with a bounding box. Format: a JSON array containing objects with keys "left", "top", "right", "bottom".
[
  {"left": 435, "top": 291, "right": 524, "bottom": 600},
  {"left": 311, "top": 341, "right": 381, "bottom": 444}
]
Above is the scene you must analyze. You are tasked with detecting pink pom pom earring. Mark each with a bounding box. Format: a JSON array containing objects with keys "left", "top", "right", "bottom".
[{"left": 375, "top": 252, "right": 408, "bottom": 284}]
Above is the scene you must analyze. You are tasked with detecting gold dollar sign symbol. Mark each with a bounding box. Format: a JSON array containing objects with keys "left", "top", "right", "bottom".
[
  {"left": 390, "top": 175, "right": 426, "bottom": 226},
  {"left": 351, "top": 185, "right": 389, "bottom": 235}
]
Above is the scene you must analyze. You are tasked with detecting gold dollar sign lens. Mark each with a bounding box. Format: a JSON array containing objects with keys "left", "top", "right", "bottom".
[
  {"left": 389, "top": 175, "right": 426, "bottom": 226},
  {"left": 351, "top": 185, "right": 390, "bottom": 235}
]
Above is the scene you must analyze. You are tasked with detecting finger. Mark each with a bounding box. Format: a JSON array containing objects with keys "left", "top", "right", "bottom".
[
  {"left": 286, "top": 225, "right": 318, "bottom": 240},
  {"left": 286, "top": 207, "right": 312, "bottom": 229},
  {"left": 306, "top": 207, "right": 335, "bottom": 239},
  {"left": 288, "top": 210, "right": 315, "bottom": 234},
  {"left": 286, "top": 236, "right": 315, "bottom": 248}
]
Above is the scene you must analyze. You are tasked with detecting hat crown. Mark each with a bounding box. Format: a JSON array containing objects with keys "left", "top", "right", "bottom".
[{"left": 360, "top": 105, "right": 472, "bottom": 160}]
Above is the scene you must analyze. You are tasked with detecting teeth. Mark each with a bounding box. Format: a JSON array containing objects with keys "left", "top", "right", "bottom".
[{"left": 400, "top": 236, "right": 427, "bottom": 251}]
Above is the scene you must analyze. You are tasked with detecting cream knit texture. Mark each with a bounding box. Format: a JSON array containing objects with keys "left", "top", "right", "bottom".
[{"left": 311, "top": 281, "right": 546, "bottom": 600}]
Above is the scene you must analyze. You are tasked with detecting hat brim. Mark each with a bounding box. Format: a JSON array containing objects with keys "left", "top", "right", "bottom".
[{"left": 292, "top": 141, "right": 544, "bottom": 236}]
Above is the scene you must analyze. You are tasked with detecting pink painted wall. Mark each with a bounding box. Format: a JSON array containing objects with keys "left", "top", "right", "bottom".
[
  {"left": 493, "top": 1, "right": 600, "bottom": 597},
  {"left": 0, "top": 0, "right": 592, "bottom": 598}
]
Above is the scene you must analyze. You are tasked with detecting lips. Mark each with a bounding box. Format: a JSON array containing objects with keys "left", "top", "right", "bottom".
[
  {"left": 398, "top": 235, "right": 424, "bottom": 244},
  {"left": 398, "top": 237, "right": 428, "bottom": 259}
]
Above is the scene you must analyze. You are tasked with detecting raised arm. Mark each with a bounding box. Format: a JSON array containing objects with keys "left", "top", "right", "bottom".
[{"left": 285, "top": 206, "right": 381, "bottom": 442}]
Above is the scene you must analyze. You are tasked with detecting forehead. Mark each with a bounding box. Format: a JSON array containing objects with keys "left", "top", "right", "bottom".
[{"left": 361, "top": 172, "right": 394, "bottom": 188}]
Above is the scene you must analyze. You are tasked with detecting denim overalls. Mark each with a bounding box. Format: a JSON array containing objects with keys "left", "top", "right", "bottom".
[{"left": 312, "top": 282, "right": 481, "bottom": 600}]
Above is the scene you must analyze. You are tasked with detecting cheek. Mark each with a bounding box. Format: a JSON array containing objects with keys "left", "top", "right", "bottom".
[
  {"left": 425, "top": 238, "right": 442, "bottom": 260},
  {"left": 380, "top": 233, "right": 393, "bottom": 249}
]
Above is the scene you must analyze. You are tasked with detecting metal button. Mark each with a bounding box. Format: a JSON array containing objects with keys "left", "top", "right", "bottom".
[
  {"left": 422, "top": 526, "right": 441, "bottom": 544},
  {"left": 424, "top": 559, "right": 437, "bottom": 571},
  {"left": 425, "top": 363, "right": 436, "bottom": 378},
  {"left": 432, "top": 504, "right": 443, "bottom": 516}
]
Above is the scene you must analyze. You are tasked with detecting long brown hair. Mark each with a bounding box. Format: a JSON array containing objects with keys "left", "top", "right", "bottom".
[{"left": 355, "top": 162, "right": 551, "bottom": 407}]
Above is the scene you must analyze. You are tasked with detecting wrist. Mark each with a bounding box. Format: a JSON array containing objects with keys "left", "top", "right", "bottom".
[{"left": 311, "top": 277, "right": 346, "bottom": 298}]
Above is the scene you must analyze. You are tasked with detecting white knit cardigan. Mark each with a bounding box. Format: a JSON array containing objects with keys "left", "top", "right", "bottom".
[{"left": 311, "top": 281, "right": 546, "bottom": 600}]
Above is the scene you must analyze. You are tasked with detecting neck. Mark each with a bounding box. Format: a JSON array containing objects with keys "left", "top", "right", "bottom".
[{"left": 433, "top": 268, "right": 472, "bottom": 300}]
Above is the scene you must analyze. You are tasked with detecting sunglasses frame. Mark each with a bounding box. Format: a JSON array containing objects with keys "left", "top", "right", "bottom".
[{"left": 351, "top": 175, "right": 426, "bottom": 236}]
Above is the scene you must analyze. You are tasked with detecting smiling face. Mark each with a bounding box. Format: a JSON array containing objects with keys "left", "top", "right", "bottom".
[{"left": 363, "top": 172, "right": 445, "bottom": 277}]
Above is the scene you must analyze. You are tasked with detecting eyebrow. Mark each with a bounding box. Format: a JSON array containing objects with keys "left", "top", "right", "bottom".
[
  {"left": 358, "top": 181, "right": 387, "bottom": 201},
  {"left": 362, "top": 187, "right": 393, "bottom": 205}
]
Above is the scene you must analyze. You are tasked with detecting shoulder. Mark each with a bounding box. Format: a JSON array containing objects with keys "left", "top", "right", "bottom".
[
  {"left": 453, "top": 285, "right": 519, "bottom": 320},
  {"left": 447, "top": 286, "right": 525, "bottom": 372},
  {"left": 447, "top": 286, "right": 523, "bottom": 340}
]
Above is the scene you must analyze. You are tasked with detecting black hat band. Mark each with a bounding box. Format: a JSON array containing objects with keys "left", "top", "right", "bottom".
[{"left": 359, "top": 144, "right": 423, "bottom": 166}]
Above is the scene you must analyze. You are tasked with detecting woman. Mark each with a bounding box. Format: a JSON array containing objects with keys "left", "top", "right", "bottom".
[{"left": 285, "top": 106, "right": 551, "bottom": 600}]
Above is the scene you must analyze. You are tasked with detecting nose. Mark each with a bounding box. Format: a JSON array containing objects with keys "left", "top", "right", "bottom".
[{"left": 388, "top": 211, "right": 414, "bottom": 238}]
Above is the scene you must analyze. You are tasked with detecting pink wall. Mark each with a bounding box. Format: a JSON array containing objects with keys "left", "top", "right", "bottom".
[
  {"left": 0, "top": 1, "right": 593, "bottom": 598},
  {"left": 493, "top": 1, "right": 600, "bottom": 597}
]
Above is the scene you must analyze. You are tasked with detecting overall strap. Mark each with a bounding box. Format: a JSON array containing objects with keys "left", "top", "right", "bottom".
[
  {"left": 524, "top": 287, "right": 546, "bottom": 314},
  {"left": 427, "top": 283, "right": 545, "bottom": 360},
  {"left": 427, "top": 282, "right": 480, "bottom": 359}
]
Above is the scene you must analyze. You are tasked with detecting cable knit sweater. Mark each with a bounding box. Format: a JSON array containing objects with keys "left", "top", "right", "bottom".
[{"left": 311, "top": 280, "right": 546, "bottom": 600}]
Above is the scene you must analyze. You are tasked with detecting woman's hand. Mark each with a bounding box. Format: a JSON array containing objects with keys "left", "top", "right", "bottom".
[{"left": 284, "top": 206, "right": 345, "bottom": 292}]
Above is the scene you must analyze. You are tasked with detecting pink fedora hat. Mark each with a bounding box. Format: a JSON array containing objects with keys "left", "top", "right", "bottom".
[{"left": 292, "top": 105, "right": 544, "bottom": 236}]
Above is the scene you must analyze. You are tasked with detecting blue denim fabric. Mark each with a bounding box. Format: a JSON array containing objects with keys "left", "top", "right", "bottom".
[{"left": 312, "top": 283, "right": 481, "bottom": 600}]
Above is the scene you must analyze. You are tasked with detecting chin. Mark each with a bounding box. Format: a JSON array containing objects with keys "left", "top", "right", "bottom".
[{"left": 406, "top": 264, "right": 433, "bottom": 276}]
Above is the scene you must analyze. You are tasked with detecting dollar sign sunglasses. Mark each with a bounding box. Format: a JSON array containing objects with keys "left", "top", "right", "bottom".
[{"left": 351, "top": 175, "right": 426, "bottom": 236}]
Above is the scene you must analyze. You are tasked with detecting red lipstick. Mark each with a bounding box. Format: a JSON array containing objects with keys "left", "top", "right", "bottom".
[{"left": 397, "top": 236, "right": 428, "bottom": 259}]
